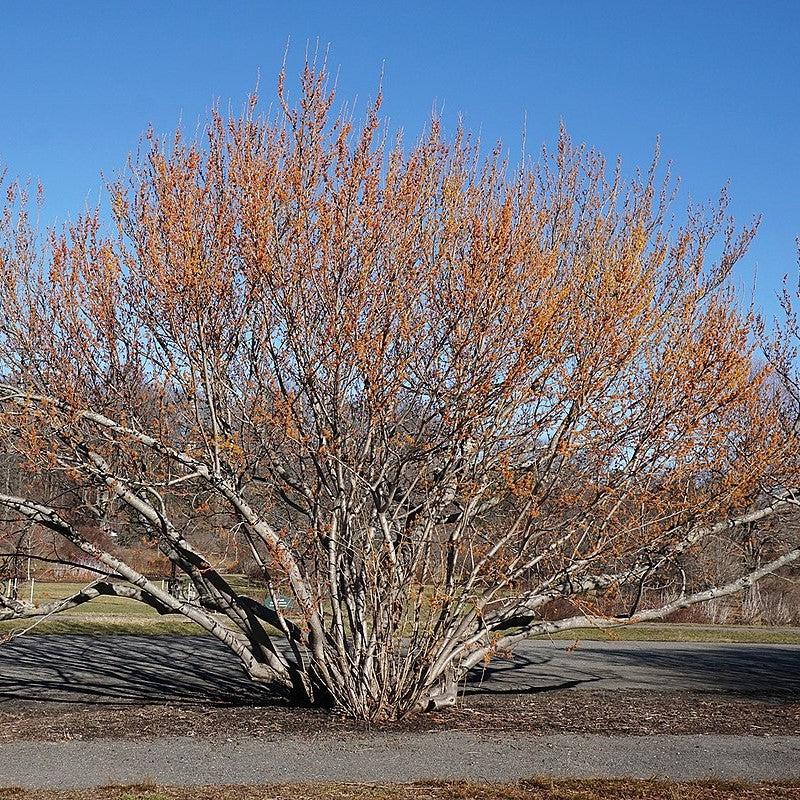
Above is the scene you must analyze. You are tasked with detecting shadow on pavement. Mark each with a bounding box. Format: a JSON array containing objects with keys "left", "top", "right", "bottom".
[
  {"left": 1, "top": 635, "right": 798, "bottom": 707},
  {"left": 464, "top": 650, "right": 604, "bottom": 695},
  {"left": 0, "top": 635, "right": 284, "bottom": 706},
  {"left": 578, "top": 643, "right": 800, "bottom": 698},
  {"left": 464, "top": 642, "right": 800, "bottom": 699}
]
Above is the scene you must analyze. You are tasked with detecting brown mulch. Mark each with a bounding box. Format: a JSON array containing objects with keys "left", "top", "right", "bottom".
[{"left": 0, "top": 689, "right": 798, "bottom": 742}]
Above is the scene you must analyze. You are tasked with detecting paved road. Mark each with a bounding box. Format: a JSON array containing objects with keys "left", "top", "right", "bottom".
[
  {"left": 0, "top": 635, "right": 798, "bottom": 707},
  {"left": 1, "top": 732, "right": 798, "bottom": 788}
]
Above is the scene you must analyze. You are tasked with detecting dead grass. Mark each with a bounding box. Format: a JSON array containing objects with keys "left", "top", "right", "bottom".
[
  {"left": 4, "top": 617, "right": 798, "bottom": 643},
  {"left": 0, "top": 780, "right": 798, "bottom": 800},
  {"left": 3, "top": 583, "right": 800, "bottom": 643},
  {"left": 7, "top": 583, "right": 163, "bottom": 617},
  {"left": 0, "top": 616, "right": 200, "bottom": 637},
  {"left": 541, "top": 624, "right": 800, "bottom": 644}
]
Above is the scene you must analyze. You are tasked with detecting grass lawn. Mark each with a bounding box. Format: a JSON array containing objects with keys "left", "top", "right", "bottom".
[
  {"left": 2, "top": 580, "right": 799, "bottom": 643},
  {"left": 2, "top": 616, "right": 798, "bottom": 642},
  {"left": 0, "top": 580, "right": 200, "bottom": 636},
  {"left": 540, "top": 622, "right": 800, "bottom": 644},
  {"left": 0, "top": 616, "right": 199, "bottom": 636},
  {"left": 3, "top": 581, "right": 171, "bottom": 617},
  {"left": 1, "top": 781, "right": 798, "bottom": 800},
  {"left": 4, "top": 579, "right": 261, "bottom": 616},
  {"left": 0, "top": 579, "right": 256, "bottom": 636}
]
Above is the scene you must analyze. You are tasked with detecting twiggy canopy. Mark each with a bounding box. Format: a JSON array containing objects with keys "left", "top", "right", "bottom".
[{"left": 0, "top": 65, "right": 797, "bottom": 720}]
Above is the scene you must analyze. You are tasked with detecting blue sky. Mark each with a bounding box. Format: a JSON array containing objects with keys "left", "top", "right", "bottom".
[{"left": 1, "top": 1, "right": 798, "bottom": 313}]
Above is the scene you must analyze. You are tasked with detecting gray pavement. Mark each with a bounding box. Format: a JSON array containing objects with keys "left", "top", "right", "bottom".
[
  {"left": 1, "top": 732, "right": 798, "bottom": 788},
  {"left": 0, "top": 635, "right": 798, "bottom": 707},
  {"left": 1, "top": 636, "right": 799, "bottom": 787}
]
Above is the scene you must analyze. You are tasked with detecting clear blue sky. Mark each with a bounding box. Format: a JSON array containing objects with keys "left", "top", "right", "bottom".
[{"left": 2, "top": 1, "right": 798, "bottom": 312}]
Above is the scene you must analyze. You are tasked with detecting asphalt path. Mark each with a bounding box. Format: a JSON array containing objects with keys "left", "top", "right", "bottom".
[
  {"left": 1, "top": 732, "right": 798, "bottom": 788},
  {"left": 0, "top": 635, "right": 798, "bottom": 707}
]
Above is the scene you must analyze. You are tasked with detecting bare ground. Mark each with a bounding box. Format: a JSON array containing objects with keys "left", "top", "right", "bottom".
[{"left": 1, "top": 688, "right": 798, "bottom": 743}]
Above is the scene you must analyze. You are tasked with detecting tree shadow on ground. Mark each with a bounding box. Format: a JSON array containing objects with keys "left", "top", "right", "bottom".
[
  {"left": 463, "top": 651, "right": 604, "bottom": 695},
  {"left": 463, "top": 642, "right": 800, "bottom": 700},
  {"left": 1, "top": 635, "right": 797, "bottom": 709},
  {"left": 0, "top": 635, "right": 284, "bottom": 707},
  {"left": 582, "top": 643, "right": 800, "bottom": 698}
]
